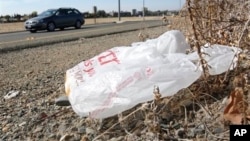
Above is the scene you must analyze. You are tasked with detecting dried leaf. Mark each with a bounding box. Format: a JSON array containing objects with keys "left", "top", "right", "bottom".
[{"left": 223, "top": 88, "right": 250, "bottom": 124}]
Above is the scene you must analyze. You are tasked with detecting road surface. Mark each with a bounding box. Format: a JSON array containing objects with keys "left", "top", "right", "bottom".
[{"left": 0, "top": 20, "right": 166, "bottom": 53}]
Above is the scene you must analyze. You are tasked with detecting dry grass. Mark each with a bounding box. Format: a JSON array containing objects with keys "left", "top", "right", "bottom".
[
  {"left": 0, "top": 16, "right": 159, "bottom": 33},
  {"left": 2, "top": 1, "right": 249, "bottom": 140},
  {"left": 83, "top": 0, "right": 250, "bottom": 140}
]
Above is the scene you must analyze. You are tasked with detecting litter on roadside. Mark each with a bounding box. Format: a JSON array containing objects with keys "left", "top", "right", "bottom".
[
  {"left": 4, "top": 90, "right": 20, "bottom": 99},
  {"left": 63, "top": 30, "right": 240, "bottom": 118}
]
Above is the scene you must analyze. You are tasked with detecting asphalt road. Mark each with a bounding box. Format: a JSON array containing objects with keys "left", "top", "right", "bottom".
[{"left": 0, "top": 20, "right": 166, "bottom": 53}]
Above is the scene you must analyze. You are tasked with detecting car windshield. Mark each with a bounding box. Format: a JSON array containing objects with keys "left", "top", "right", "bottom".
[{"left": 38, "top": 9, "right": 56, "bottom": 17}]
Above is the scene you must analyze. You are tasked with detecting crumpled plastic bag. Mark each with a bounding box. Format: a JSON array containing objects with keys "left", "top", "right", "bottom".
[
  {"left": 65, "top": 30, "right": 240, "bottom": 118},
  {"left": 187, "top": 44, "right": 240, "bottom": 75}
]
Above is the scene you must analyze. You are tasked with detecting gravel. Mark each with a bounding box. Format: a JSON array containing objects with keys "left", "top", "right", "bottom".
[
  {"left": 1, "top": 25, "right": 248, "bottom": 140},
  {"left": 0, "top": 26, "right": 168, "bottom": 140}
]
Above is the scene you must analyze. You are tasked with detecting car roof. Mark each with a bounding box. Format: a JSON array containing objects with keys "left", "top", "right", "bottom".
[
  {"left": 46, "top": 9, "right": 57, "bottom": 11},
  {"left": 59, "top": 7, "right": 76, "bottom": 10}
]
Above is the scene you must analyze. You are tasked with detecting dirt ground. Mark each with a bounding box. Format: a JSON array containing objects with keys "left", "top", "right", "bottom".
[
  {"left": 1, "top": 13, "right": 249, "bottom": 140},
  {"left": 0, "top": 26, "right": 170, "bottom": 140}
]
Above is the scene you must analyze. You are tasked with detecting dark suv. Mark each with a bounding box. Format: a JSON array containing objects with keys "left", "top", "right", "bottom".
[{"left": 24, "top": 8, "right": 84, "bottom": 33}]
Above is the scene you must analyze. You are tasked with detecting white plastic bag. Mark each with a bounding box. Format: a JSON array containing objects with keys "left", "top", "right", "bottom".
[
  {"left": 187, "top": 44, "right": 240, "bottom": 75},
  {"left": 65, "top": 30, "right": 240, "bottom": 118}
]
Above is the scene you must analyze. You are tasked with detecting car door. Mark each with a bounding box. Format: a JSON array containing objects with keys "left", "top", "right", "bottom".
[
  {"left": 54, "top": 9, "right": 67, "bottom": 27},
  {"left": 66, "top": 9, "right": 77, "bottom": 26}
]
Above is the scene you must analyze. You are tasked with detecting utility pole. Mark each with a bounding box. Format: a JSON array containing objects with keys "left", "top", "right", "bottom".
[
  {"left": 118, "top": 0, "right": 121, "bottom": 21},
  {"left": 180, "top": 0, "right": 182, "bottom": 10},
  {"left": 143, "top": 0, "right": 145, "bottom": 21},
  {"left": 179, "top": 0, "right": 182, "bottom": 15},
  {"left": 93, "top": 6, "right": 97, "bottom": 24}
]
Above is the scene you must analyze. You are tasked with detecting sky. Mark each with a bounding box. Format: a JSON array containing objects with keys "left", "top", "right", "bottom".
[{"left": 0, "top": 0, "right": 186, "bottom": 16}]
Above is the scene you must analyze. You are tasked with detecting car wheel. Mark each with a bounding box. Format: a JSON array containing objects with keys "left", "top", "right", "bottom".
[
  {"left": 47, "top": 22, "right": 55, "bottom": 32},
  {"left": 60, "top": 27, "right": 64, "bottom": 30},
  {"left": 30, "top": 30, "right": 37, "bottom": 33},
  {"left": 75, "top": 20, "right": 81, "bottom": 29}
]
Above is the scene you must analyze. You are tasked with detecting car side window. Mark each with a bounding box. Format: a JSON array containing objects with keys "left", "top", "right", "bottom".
[
  {"left": 67, "top": 10, "right": 74, "bottom": 15},
  {"left": 73, "top": 10, "right": 80, "bottom": 14},
  {"left": 56, "top": 10, "right": 66, "bottom": 16}
]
